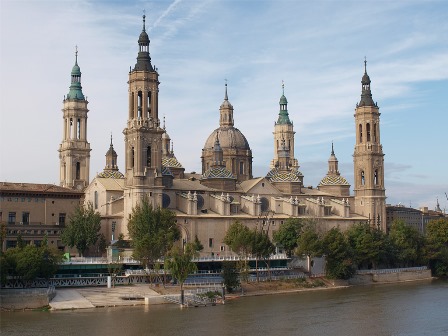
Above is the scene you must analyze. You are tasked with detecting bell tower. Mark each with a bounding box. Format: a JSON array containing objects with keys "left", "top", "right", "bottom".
[
  {"left": 270, "top": 83, "right": 298, "bottom": 169},
  {"left": 353, "top": 60, "right": 386, "bottom": 231},
  {"left": 123, "top": 14, "right": 164, "bottom": 223},
  {"left": 59, "top": 48, "right": 91, "bottom": 190}
]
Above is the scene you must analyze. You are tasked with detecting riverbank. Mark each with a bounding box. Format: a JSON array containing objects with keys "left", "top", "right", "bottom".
[{"left": 2, "top": 270, "right": 434, "bottom": 311}]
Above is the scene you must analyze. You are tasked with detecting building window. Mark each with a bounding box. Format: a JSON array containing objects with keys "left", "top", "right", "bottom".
[
  {"left": 8, "top": 212, "right": 16, "bottom": 224},
  {"left": 94, "top": 191, "right": 98, "bottom": 209},
  {"left": 374, "top": 170, "right": 379, "bottom": 185},
  {"left": 209, "top": 238, "right": 214, "bottom": 248},
  {"left": 220, "top": 245, "right": 225, "bottom": 251},
  {"left": 373, "top": 123, "right": 377, "bottom": 142},
  {"left": 361, "top": 171, "right": 365, "bottom": 185},
  {"left": 59, "top": 213, "right": 66, "bottom": 226},
  {"left": 239, "top": 162, "right": 244, "bottom": 175},
  {"left": 366, "top": 123, "right": 371, "bottom": 142},
  {"left": 22, "top": 212, "right": 30, "bottom": 224},
  {"left": 76, "top": 162, "right": 81, "bottom": 180},
  {"left": 131, "top": 147, "right": 135, "bottom": 168},
  {"left": 359, "top": 124, "right": 363, "bottom": 143}
]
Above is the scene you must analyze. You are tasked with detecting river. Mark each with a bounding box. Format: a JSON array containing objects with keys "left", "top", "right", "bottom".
[{"left": 1, "top": 279, "right": 447, "bottom": 336}]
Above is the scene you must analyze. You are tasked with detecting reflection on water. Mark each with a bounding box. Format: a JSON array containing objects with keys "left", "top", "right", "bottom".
[{"left": 1, "top": 279, "right": 448, "bottom": 336}]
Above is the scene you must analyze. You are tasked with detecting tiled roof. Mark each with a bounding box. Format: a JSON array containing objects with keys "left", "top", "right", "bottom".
[
  {"left": 266, "top": 168, "right": 303, "bottom": 182},
  {"left": 202, "top": 167, "right": 235, "bottom": 179},
  {"left": 162, "top": 156, "right": 183, "bottom": 168},
  {"left": 95, "top": 178, "right": 125, "bottom": 191},
  {"left": 318, "top": 175, "right": 350, "bottom": 186},
  {"left": 97, "top": 170, "right": 124, "bottom": 179}
]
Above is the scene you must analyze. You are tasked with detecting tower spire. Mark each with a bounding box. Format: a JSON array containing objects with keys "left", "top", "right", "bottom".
[
  {"left": 359, "top": 58, "right": 375, "bottom": 107},
  {"left": 331, "top": 141, "right": 334, "bottom": 155},
  {"left": 224, "top": 79, "right": 228, "bottom": 100}
]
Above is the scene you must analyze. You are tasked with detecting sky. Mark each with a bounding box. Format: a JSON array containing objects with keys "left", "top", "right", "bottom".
[{"left": 1, "top": 0, "right": 447, "bottom": 211}]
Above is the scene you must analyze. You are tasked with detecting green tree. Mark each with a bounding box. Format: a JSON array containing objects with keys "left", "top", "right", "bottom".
[
  {"left": 3, "top": 238, "right": 61, "bottom": 286},
  {"left": 127, "top": 198, "right": 180, "bottom": 269},
  {"left": 223, "top": 221, "right": 253, "bottom": 257},
  {"left": 273, "top": 218, "right": 303, "bottom": 257},
  {"left": 322, "top": 227, "right": 354, "bottom": 279},
  {"left": 389, "top": 220, "right": 424, "bottom": 267},
  {"left": 61, "top": 202, "right": 101, "bottom": 257},
  {"left": 223, "top": 221, "right": 253, "bottom": 282},
  {"left": 425, "top": 218, "right": 448, "bottom": 276},
  {"left": 165, "top": 243, "right": 198, "bottom": 305},
  {"left": 346, "top": 223, "right": 386, "bottom": 269},
  {"left": 252, "top": 229, "right": 275, "bottom": 281},
  {"left": 296, "top": 227, "right": 322, "bottom": 258},
  {"left": 192, "top": 235, "right": 204, "bottom": 252},
  {"left": 221, "top": 261, "right": 240, "bottom": 293}
]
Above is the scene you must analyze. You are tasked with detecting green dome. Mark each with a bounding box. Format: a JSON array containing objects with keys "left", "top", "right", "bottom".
[
  {"left": 279, "top": 94, "right": 288, "bottom": 105},
  {"left": 71, "top": 64, "right": 81, "bottom": 76}
]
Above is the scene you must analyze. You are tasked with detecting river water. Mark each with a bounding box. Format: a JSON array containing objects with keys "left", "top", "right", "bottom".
[{"left": 1, "top": 279, "right": 447, "bottom": 336}]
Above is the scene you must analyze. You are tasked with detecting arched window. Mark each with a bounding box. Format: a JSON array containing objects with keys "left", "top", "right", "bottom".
[
  {"left": 94, "top": 191, "right": 98, "bottom": 209},
  {"left": 137, "top": 91, "right": 142, "bottom": 118},
  {"left": 374, "top": 170, "right": 379, "bottom": 185},
  {"left": 359, "top": 124, "right": 363, "bottom": 143},
  {"left": 366, "top": 123, "right": 371, "bottom": 142},
  {"left": 131, "top": 147, "right": 135, "bottom": 168},
  {"left": 147, "top": 91, "right": 152, "bottom": 117},
  {"left": 239, "top": 161, "right": 244, "bottom": 175},
  {"left": 361, "top": 171, "right": 365, "bottom": 185},
  {"left": 373, "top": 123, "right": 377, "bottom": 142},
  {"left": 76, "top": 162, "right": 80, "bottom": 180}
]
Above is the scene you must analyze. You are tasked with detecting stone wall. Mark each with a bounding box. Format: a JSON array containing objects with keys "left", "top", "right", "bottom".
[
  {"left": 349, "top": 268, "right": 432, "bottom": 285},
  {"left": 0, "top": 288, "right": 55, "bottom": 310}
]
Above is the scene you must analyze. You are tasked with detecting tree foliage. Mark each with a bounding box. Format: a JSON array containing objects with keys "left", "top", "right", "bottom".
[
  {"left": 1, "top": 237, "right": 61, "bottom": 285},
  {"left": 425, "top": 218, "right": 448, "bottom": 276},
  {"left": 296, "top": 226, "right": 322, "bottom": 258},
  {"left": 273, "top": 218, "right": 303, "bottom": 257},
  {"left": 322, "top": 228, "right": 355, "bottom": 279},
  {"left": 221, "top": 261, "right": 240, "bottom": 293},
  {"left": 61, "top": 202, "right": 101, "bottom": 257},
  {"left": 389, "top": 220, "right": 424, "bottom": 267},
  {"left": 165, "top": 243, "right": 198, "bottom": 291},
  {"left": 223, "top": 221, "right": 253, "bottom": 257},
  {"left": 346, "top": 223, "right": 387, "bottom": 269},
  {"left": 127, "top": 198, "right": 180, "bottom": 268},
  {"left": 192, "top": 235, "right": 204, "bottom": 252}
]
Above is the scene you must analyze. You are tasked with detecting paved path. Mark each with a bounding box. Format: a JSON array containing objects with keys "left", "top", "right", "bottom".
[
  {"left": 49, "top": 285, "right": 162, "bottom": 310},
  {"left": 49, "top": 289, "right": 95, "bottom": 309}
]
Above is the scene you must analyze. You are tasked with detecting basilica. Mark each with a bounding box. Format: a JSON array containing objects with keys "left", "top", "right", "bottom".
[{"left": 59, "top": 15, "right": 386, "bottom": 256}]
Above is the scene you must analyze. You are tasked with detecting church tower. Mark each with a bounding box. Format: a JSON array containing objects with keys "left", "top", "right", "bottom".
[
  {"left": 270, "top": 83, "right": 298, "bottom": 169},
  {"left": 123, "top": 14, "right": 164, "bottom": 222},
  {"left": 59, "top": 48, "right": 91, "bottom": 190},
  {"left": 353, "top": 60, "right": 386, "bottom": 231}
]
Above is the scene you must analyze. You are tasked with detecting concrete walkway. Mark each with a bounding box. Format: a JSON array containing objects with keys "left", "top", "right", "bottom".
[
  {"left": 49, "top": 285, "right": 163, "bottom": 310},
  {"left": 50, "top": 289, "right": 95, "bottom": 309}
]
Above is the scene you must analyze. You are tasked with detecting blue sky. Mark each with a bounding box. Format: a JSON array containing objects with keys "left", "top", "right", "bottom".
[{"left": 1, "top": 0, "right": 447, "bottom": 211}]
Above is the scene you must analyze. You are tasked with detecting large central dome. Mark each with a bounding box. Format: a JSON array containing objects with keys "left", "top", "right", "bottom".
[
  {"left": 201, "top": 85, "right": 253, "bottom": 182},
  {"left": 204, "top": 127, "right": 250, "bottom": 150}
]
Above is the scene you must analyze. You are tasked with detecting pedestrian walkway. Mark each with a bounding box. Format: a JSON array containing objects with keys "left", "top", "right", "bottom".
[
  {"left": 49, "top": 289, "right": 95, "bottom": 309},
  {"left": 49, "top": 285, "right": 162, "bottom": 310}
]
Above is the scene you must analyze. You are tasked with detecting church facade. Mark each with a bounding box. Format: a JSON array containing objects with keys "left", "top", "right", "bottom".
[{"left": 74, "top": 16, "right": 386, "bottom": 257}]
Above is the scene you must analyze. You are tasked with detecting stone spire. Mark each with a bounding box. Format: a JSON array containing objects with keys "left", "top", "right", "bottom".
[
  {"left": 134, "top": 14, "right": 153, "bottom": 71},
  {"left": 105, "top": 133, "right": 119, "bottom": 171},
  {"left": 359, "top": 58, "right": 375, "bottom": 107},
  {"left": 67, "top": 46, "right": 85, "bottom": 100}
]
